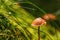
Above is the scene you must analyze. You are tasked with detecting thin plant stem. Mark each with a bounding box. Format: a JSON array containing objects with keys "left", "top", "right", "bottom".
[{"left": 38, "top": 26, "right": 40, "bottom": 40}]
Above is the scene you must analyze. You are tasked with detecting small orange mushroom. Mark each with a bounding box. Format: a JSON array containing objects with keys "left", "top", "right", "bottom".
[
  {"left": 31, "top": 17, "right": 46, "bottom": 26},
  {"left": 31, "top": 17, "right": 46, "bottom": 40},
  {"left": 47, "top": 14, "right": 56, "bottom": 20},
  {"left": 31, "top": 13, "right": 56, "bottom": 40},
  {"left": 43, "top": 14, "right": 50, "bottom": 20},
  {"left": 43, "top": 13, "right": 56, "bottom": 20}
]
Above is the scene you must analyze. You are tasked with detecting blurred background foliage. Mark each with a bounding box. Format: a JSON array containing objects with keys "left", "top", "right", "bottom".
[{"left": 0, "top": 0, "right": 60, "bottom": 40}]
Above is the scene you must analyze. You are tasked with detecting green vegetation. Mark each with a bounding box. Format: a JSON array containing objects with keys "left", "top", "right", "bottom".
[{"left": 0, "top": 0, "right": 60, "bottom": 40}]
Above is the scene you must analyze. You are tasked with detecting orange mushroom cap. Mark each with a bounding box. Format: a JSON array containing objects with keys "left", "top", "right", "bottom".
[
  {"left": 31, "top": 17, "right": 46, "bottom": 26},
  {"left": 43, "top": 13, "right": 56, "bottom": 20},
  {"left": 43, "top": 14, "right": 49, "bottom": 20},
  {"left": 47, "top": 14, "right": 56, "bottom": 20}
]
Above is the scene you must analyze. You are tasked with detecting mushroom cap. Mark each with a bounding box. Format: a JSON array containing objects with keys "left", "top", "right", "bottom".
[
  {"left": 31, "top": 17, "right": 46, "bottom": 26},
  {"left": 43, "top": 13, "right": 56, "bottom": 20},
  {"left": 47, "top": 14, "right": 56, "bottom": 20},
  {"left": 43, "top": 14, "right": 49, "bottom": 20}
]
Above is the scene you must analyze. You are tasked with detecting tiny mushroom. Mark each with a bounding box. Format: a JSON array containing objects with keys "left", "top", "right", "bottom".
[
  {"left": 43, "top": 13, "right": 56, "bottom": 20},
  {"left": 31, "top": 17, "right": 46, "bottom": 40},
  {"left": 31, "top": 13, "right": 56, "bottom": 40},
  {"left": 47, "top": 14, "right": 56, "bottom": 20},
  {"left": 43, "top": 14, "right": 50, "bottom": 20},
  {"left": 31, "top": 17, "right": 46, "bottom": 26}
]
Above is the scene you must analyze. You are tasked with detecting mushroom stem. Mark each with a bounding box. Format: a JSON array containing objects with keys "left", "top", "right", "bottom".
[{"left": 38, "top": 26, "right": 40, "bottom": 40}]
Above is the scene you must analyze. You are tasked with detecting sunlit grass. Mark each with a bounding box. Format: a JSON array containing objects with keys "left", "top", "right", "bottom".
[{"left": 0, "top": 0, "right": 60, "bottom": 40}]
